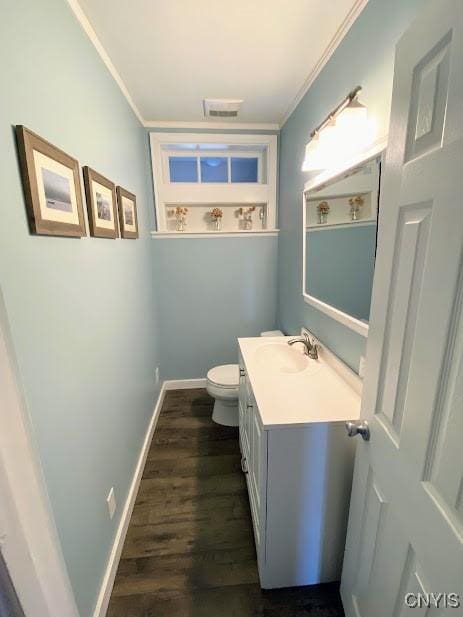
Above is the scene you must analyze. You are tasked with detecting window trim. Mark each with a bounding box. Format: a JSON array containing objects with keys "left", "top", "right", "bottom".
[{"left": 150, "top": 132, "right": 278, "bottom": 232}]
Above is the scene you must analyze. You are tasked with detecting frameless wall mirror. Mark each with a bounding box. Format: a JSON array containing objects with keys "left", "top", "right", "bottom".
[{"left": 303, "top": 153, "right": 383, "bottom": 337}]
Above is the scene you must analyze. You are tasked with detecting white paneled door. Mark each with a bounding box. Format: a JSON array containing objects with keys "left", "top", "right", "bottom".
[{"left": 341, "top": 1, "right": 463, "bottom": 615}]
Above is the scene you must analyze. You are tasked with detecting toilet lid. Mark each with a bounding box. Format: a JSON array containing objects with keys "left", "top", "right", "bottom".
[{"left": 207, "top": 364, "right": 239, "bottom": 388}]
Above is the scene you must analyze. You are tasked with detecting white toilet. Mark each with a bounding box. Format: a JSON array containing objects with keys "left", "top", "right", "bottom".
[{"left": 206, "top": 330, "right": 284, "bottom": 426}]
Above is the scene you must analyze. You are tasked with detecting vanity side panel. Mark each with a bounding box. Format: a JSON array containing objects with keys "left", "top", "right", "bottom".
[
  {"left": 238, "top": 351, "right": 246, "bottom": 454},
  {"left": 263, "top": 422, "right": 355, "bottom": 588},
  {"left": 238, "top": 351, "right": 252, "bottom": 460}
]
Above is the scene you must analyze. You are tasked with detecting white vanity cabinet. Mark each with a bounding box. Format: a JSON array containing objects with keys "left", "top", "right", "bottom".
[{"left": 238, "top": 343, "right": 358, "bottom": 589}]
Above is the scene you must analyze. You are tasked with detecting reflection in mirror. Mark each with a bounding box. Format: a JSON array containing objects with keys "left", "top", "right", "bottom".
[{"left": 304, "top": 156, "right": 381, "bottom": 326}]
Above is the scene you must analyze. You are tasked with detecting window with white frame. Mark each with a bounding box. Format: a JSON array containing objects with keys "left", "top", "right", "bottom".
[
  {"left": 166, "top": 151, "right": 261, "bottom": 184},
  {"left": 150, "top": 133, "right": 277, "bottom": 234}
]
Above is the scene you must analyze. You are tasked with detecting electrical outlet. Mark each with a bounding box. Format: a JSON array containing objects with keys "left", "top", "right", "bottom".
[
  {"left": 359, "top": 356, "right": 366, "bottom": 379},
  {"left": 155, "top": 367, "right": 160, "bottom": 384},
  {"left": 106, "top": 488, "right": 116, "bottom": 520}
]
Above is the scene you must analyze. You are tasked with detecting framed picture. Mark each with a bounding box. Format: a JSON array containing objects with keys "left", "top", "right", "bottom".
[
  {"left": 15, "top": 126, "right": 86, "bottom": 237},
  {"left": 83, "top": 167, "right": 118, "bottom": 238},
  {"left": 117, "top": 187, "right": 139, "bottom": 239}
]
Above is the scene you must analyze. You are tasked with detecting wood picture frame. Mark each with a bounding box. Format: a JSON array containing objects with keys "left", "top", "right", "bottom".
[
  {"left": 116, "top": 187, "right": 139, "bottom": 239},
  {"left": 15, "top": 126, "right": 86, "bottom": 237},
  {"left": 83, "top": 167, "right": 119, "bottom": 239}
]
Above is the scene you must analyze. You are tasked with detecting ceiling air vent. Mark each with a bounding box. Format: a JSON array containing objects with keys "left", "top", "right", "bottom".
[{"left": 203, "top": 98, "right": 243, "bottom": 118}]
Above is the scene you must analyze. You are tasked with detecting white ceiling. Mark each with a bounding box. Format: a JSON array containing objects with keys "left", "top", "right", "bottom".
[{"left": 73, "top": 0, "right": 366, "bottom": 126}]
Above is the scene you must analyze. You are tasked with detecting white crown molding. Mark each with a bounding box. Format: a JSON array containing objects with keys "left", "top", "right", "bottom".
[
  {"left": 67, "top": 0, "right": 367, "bottom": 131},
  {"left": 66, "top": 0, "right": 144, "bottom": 125},
  {"left": 144, "top": 120, "right": 280, "bottom": 131},
  {"left": 280, "top": 0, "right": 369, "bottom": 127}
]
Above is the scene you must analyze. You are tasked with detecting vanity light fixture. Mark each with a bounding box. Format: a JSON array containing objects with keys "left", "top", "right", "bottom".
[{"left": 302, "top": 86, "right": 374, "bottom": 172}]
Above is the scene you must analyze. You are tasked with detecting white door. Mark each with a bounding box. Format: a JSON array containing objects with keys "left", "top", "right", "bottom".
[
  {"left": 341, "top": 1, "right": 463, "bottom": 615},
  {"left": 0, "top": 551, "right": 25, "bottom": 616}
]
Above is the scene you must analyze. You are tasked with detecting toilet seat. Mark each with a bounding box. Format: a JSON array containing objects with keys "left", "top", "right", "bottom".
[{"left": 206, "top": 364, "right": 239, "bottom": 389}]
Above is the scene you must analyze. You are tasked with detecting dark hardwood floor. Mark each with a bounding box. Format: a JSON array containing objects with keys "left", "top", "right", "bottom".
[{"left": 107, "top": 388, "right": 345, "bottom": 617}]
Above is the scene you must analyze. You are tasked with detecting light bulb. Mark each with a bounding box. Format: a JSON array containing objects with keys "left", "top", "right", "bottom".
[
  {"left": 336, "top": 99, "right": 370, "bottom": 155},
  {"left": 302, "top": 135, "right": 323, "bottom": 171},
  {"left": 318, "top": 119, "right": 338, "bottom": 149},
  {"left": 317, "top": 120, "right": 345, "bottom": 168},
  {"left": 336, "top": 99, "right": 367, "bottom": 129}
]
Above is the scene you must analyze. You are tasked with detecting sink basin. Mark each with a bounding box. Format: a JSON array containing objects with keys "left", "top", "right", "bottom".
[
  {"left": 254, "top": 343, "right": 313, "bottom": 374},
  {"left": 239, "top": 335, "right": 362, "bottom": 427}
]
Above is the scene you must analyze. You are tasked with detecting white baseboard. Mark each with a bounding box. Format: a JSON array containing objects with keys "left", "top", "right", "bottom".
[
  {"left": 92, "top": 384, "right": 167, "bottom": 617},
  {"left": 92, "top": 377, "right": 208, "bottom": 617},
  {"left": 164, "top": 378, "right": 206, "bottom": 390}
]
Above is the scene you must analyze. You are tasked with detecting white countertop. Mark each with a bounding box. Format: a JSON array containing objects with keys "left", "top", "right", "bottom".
[{"left": 238, "top": 336, "right": 361, "bottom": 429}]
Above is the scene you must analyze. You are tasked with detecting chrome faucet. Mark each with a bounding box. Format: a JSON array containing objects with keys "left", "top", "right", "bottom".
[{"left": 288, "top": 332, "right": 319, "bottom": 360}]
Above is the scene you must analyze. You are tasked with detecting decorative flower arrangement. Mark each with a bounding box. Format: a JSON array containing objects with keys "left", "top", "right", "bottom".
[
  {"left": 317, "top": 201, "right": 330, "bottom": 224},
  {"left": 236, "top": 206, "right": 256, "bottom": 230},
  {"left": 169, "top": 206, "right": 188, "bottom": 231},
  {"left": 209, "top": 207, "right": 223, "bottom": 230},
  {"left": 348, "top": 194, "right": 365, "bottom": 221},
  {"left": 210, "top": 207, "right": 223, "bottom": 220}
]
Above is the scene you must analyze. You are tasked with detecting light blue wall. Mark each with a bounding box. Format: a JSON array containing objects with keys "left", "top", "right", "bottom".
[
  {"left": 278, "top": 0, "right": 427, "bottom": 372},
  {"left": 306, "top": 224, "right": 377, "bottom": 322},
  {"left": 149, "top": 128, "right": 279, "bottom": 380},
  {"left": 0, "top": 1, "right": 161, "bottom": 616},
  {"left": 153, "top": 236, "right": 278, "bottom": 379},
  {"left": 0, "top": 1, "right": 432, "bottom": 613}
]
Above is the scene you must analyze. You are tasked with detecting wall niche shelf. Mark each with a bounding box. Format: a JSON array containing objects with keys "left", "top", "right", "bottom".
[
  {"left": 151, "top": 229, "right": 279, "bottom": 239},
  {"left": 305, "top": 159, "right": 379, "bottom": 230},
  {"left": 163, "top": 202, "right": 269, "bottom": 234},
  {"left": 306, "top": 220, "right": 376, "bottom": 232}
]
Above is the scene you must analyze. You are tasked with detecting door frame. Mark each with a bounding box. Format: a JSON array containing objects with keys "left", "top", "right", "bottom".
[{"left": 0, "top": 286, "right": 79, "bottom": 617}]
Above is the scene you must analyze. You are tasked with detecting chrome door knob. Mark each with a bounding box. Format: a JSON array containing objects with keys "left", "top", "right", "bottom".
[{"left": 345, "top": 420, "right": 370, "bottom": 441}]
